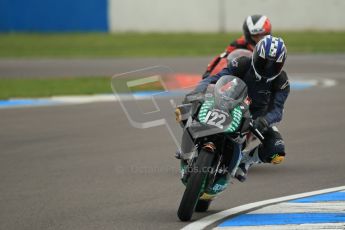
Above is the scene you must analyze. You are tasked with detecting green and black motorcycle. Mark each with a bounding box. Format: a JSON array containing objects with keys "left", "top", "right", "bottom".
[{"left": 175, "top": 75, "right": 264, "bottom": 221}]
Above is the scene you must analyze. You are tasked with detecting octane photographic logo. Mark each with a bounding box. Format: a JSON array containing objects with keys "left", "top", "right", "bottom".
[{"left": 110, "top": 66, "right": 194, "bottom": 150}]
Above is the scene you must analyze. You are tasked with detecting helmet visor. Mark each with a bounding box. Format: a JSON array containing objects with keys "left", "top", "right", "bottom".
[{"left": 253, "top": 52, "right": 283, "bottom": 79}]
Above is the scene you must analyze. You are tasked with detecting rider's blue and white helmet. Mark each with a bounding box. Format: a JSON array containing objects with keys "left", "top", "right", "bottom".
[{"left": 252, "top": 35, "right": 287, "bottom": 82}]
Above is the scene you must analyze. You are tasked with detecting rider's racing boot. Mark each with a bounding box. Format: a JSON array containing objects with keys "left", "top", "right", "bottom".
[{"left": 235, "top": 147, "right": 262, "bottom": 182}]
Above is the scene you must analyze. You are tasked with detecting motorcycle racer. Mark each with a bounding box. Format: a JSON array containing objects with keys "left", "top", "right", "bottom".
[
  {"left": 203, "top": 15, "right": 272, "bottom": 78},
  {"left": 190, "top": 35, "right": 290, "bottom": 182}
]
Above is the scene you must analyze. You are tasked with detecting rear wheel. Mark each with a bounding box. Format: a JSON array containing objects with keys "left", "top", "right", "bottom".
[
  {"left": 177, "top": 149, "right": 214, "bottom": 221},
  {"left": 195, "top": 199, "right": 211, "bottom": 212}
]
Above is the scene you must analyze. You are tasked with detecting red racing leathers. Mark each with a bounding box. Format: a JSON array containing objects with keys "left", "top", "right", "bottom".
[{"left": 203, "top": 35, "right": 254, "bottom": 79}]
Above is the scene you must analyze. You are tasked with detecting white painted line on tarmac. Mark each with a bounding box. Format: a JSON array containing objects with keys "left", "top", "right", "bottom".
[
  {"left": 51, "top": 94, "right": 116, "bottom": 103},
  {"left": 180, "top": 185, "right": 345, "bottom": 230},
  {"left": 0, "top": 78, "right": 338, "bottom": 109},
  {"left": 0, "top": 93, "right": 148, "bottom": 109},
  {"left": 321, "top": 79, "right": 337, "bottom": 88},
  {"left": 250, "top": 201, "right": 345, "bottom": 214}
]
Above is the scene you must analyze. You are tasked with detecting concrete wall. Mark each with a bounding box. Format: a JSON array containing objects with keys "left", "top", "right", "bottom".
[
  {"left": 109, "top": 0, "right": 221, "bottom": 32},
  {"left": 1, "top": 0, "right": 344, "bottom": 32},
  {"left": 109, "top": 0, "right": 345, "bottom": 32}
]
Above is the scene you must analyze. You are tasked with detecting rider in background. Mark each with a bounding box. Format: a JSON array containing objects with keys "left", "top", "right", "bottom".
[
  {"left": 191, "top": 35, "right": 289, "bottom": 182},
  {"left": 203, "top": 15, "right": 272, "bottom": 78}
]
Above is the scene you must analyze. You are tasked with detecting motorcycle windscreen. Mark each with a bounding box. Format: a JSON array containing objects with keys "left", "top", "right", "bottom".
[{"left": 214, "top": 75, "right": 248, "bottom": 111}]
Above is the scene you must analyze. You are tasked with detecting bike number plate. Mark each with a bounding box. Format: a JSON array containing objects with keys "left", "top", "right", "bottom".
[{"left": 204, "top": 110, "right": 230, "bottom": 129}]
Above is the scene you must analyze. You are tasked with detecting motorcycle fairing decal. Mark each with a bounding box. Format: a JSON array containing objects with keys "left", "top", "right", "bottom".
[
  {"left": 225, "top": 106, "right": 242, "bottom": 133},
  {"left": 209, "top": 176, "right": 229, "bottom": 195},
  {"left": 198, "top": 99, "right": 214, "bottom": 123},
  {"left": 180, "top": 160, "right": 188, "bottom": 185}
]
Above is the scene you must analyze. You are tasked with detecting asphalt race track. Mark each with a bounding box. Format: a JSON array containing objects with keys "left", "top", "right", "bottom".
[
  {"left": 1, "top": 55, "right": 345, "bottom": 230},
  {"left": 1, "top": 54, "right": 345, "bottom": 78}
]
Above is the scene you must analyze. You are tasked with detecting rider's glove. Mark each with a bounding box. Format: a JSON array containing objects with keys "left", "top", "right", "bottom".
[{"left": 253, "top": 116, "right": 269, "bottom": 134}]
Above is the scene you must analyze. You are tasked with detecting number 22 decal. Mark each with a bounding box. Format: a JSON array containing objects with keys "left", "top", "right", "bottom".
[{"left": 205, "top": 111, "right": 226, "bottom": 129}]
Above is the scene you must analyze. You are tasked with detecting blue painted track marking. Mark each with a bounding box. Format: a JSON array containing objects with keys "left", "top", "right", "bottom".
[
  {"left": 290, "top": 81, "right": 315, "bottom": 90},
  {"left": 289, "top": 191, "right": 345, "bottom": 203},
  {"left": 0, "top": 99, "right": 60, "bottom": 108},
  {"left": 217, "top": 190, "right": 345, "bottom": 228},
  {"left": 219, "top": 213, "right": 345, "bottom": 227}
]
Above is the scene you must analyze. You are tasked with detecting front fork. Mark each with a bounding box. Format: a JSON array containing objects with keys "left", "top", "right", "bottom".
[
  {"left": 230, "top": 143, "right": 243, "bottom": 177},
  {"left": 180, "top": 142, "right": 216, "bottom": 184},
  {"left": 196, "top": 142, "right": 244, "bottom": 199},
  {"left": 205, "top": 142, "right": 243, "bottom": 196}
]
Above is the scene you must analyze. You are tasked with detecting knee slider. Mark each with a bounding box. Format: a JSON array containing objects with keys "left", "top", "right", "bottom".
[{"left": 270, "top": 153, "right": 285, "bottom": 164}]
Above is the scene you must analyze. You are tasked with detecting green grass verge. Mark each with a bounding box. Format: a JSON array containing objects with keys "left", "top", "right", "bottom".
[
  {"left": 0, "top": 77, "right": 111, "bottom": 99},
  {"left": 0, "top": 77, "right": 165, "bottom": 100},
  {"left": 0, "top": 32, "right": 345, "bottom": 58}
]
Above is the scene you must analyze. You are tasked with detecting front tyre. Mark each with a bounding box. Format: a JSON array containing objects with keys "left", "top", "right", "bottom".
[
  {"left": 177, "top": 149, "right": 214, "bottom": 221},
  {"left": 195, "top": 199, "right": 211, "bottom": 212}
]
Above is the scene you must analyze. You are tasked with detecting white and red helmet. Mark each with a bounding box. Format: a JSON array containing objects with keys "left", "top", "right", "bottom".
[{"left": 243, "top": 15, "right": 272, "bottom": 46}]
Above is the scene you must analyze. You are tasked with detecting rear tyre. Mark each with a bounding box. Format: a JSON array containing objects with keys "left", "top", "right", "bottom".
[
  {"left": 195, "top": 199, "right": 211, "bottom": 212},
  {"left": 177, "top": 149, "right": 214, "bottom": 221}
]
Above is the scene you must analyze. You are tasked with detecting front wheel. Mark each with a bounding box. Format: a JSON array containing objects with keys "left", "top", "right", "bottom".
[
  {"left": 177, "top": 149, "right": 214, "bottom": 221},
  {"left": 195, "top": 199, "right": 211, "bottom": 212}
]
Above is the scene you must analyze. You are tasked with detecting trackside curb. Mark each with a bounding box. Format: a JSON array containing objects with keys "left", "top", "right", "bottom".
[{"left": 181, "top": 185, "right": 345, "bottom": 230}]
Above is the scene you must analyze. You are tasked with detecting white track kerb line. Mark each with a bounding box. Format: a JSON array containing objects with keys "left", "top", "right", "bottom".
[
  {"left": 0, "top": 78, "right": 336, "bottom": 109},
  {"left": 180, "top": 185, "right": 345, "bottom": 230}
]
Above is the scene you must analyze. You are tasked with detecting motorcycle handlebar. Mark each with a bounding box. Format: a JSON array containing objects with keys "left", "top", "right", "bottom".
[
  {"left": 184, "top": 92, "right": 204, "bottom": 104},
  {"left": 249, "top": 121, "right": 265, "bottom": 142}
]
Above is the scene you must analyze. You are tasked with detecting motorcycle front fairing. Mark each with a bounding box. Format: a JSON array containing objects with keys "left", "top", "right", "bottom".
[
  {"left": 180, "top": 76, "right": 250, "bottom": 154},
  {"left": 192, "top": 76, "right": 248, "bottom": 135},
  {"left": 181, "top": 76, "right": 248, "bottom": 167}
]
